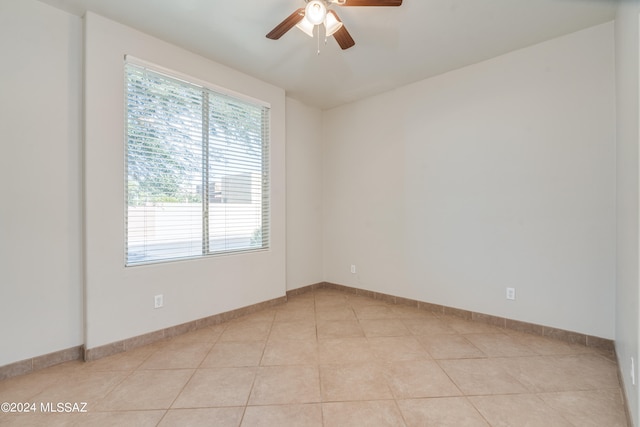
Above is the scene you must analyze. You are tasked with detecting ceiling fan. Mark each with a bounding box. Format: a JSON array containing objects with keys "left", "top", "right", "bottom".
[{"left": 266, "top": 0, "right": 403, "bottom": 50}]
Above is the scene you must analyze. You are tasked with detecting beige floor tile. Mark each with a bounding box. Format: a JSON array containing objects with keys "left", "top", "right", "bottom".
[
  {"left": 557, "top": 353, "right": 622, "bottom": 390},
  {"left": 0, "top": 413, "right": 57, "bottom": 427},
  {"left": 315, "top": 308, "right": 357, "bottom": 321},
  {"left": 503, "top": 330, "right": 593, "bottom": 355},
  {"left": 320, "top": 363, "right": 392, "bottom": 401},
  {"left": 316, "top": 320, "right": 364, "bottom": 340},
  {"left": 2, "top": 411, "right": 163, "bottom": 427},
  {"left": 219, "top": 321, "right": 272, "bottom": 342},
  {"left": 595, "top": 348, "right": 619, "bottom": 363},
  {"left": 269, "top": 321, "right": 317, "bottom": 341},
  {"left": 0, "top": 371, "right": 68, "bottom": 402},
  {"left": 322, "top": 400, "right": 406, "bottom": 427},
  {"left": 441, "top": 316, "right": 504, "bottom": 334},
  {"left": 237, "top": 310, "right": 277, "bottom": 323},
  {"left": 385, "top": 360, "right": 461, "bottom": 398},
  {"left": 159, "top": 407, "right": 244, "bottom": 427},
  {"left": 368, "top": 336, "right": 431, "bottom": 362},
  {"left": 438, "top": 358, "right": 528, "bottom": 395},
  {"left": 138, "top": 342, "right": 212, "bottom": 370},
  {"left": 96, "top": 369, "right": 194, "bottom": 410},
  {"left": 318, "top": 338, "right": 375, "bottom": 364},
  {"left": 201, "top": 341, "right": 265, "bottom": 368},
  {"left": 30, "top": 360, "right": 88, "bottom": 375},
  {"left": 389, "top": 305, "right": 437, "bottom": 319},
  {"left": 314, "top": 301, "right": 351, "bottom": 312},
  {"left": 464, "top": 333, "right": 537, "bottom": 357},
  {"left": 348, "top": 295, "right": 384, "bottom": 307},
  {"left": 282, "top": 296, "right": 315, "bottom": 306},
  {"left": 0, "top": 412, "right": 75, "bottom": 426},
  {"left": 504, "top": 354, "right": 621, "bottom": 392},
  {"left": 359, "top": 319, "right": 411, "bottom": 337},
  {"left": 538, "top": 389, "right": 628, "bottom": 427},
  {"left": 418, "top": 334, "right": 486, "bottom": 359},
  {"left": 353, "top": 305, "right": 397, "bottom": 320},
  {"left": 242, "top": 404, "right": 323, "bottom": 427},
  {"left": 401, "top": 318, "right": 457, "bottom": 335},
  {"left": 261, "top": 339, "right": 318, "bottom": 366},
  {"left": 470, "top": 394, "right": 574, "bottom": 427},
  {"left": 31, "top": 370, "right": 128, "bottom": 403},
  {"left": 274, "top": 307, "right": 315, "bottom": 323},
  {"left": 315, "top": 291, "right": 350, "bottom": 300},
  {"left": 71, "top": 410, "right": 165, "bottom": 427},
  {"left": 499, "top": 356, "right": 575, "bottom": 393},
  {"left": 249, "top": 365, "right": 321, "bottom": 405},
  {"left": 286, "top": 293, "right": 316, "bottom": 304},
  {"left": 172, "top": 367, "right": 256, "bottom": 408},
  {"left": 398, "top": 397, "right": 490, "bottom": 427},
  {"left": 165, "top": 325, "right": 225, "bottom": 344},
  {"left": 314, "top": 296, "right": 350, "bottom": 311}
]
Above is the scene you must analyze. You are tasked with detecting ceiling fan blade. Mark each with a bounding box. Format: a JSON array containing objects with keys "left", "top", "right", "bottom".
[
  {"left": 334, "top": 27, "right": 355, "bottom": 50},
  {"left": 266, "top": 8, "right": 305, "bottom": 40},
  {"left": 328, "top": 11, "right": 355, "bottom": 50},
  {"left": 339, "top": 0, "right": 402, "bottom": 6}
]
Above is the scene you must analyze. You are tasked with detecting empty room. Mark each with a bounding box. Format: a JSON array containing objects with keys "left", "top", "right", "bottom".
[{"left": 1, "top": 0, "right": 639, "bottom": 425}]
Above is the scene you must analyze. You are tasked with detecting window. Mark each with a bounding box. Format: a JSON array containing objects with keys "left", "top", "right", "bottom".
[{"left": 125, "top": 60, "right": 270, "bottom": 266}]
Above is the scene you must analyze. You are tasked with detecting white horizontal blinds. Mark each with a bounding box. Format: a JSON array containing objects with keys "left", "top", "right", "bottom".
[
  {"left": 261, "top": 108, "right": 271, "bottom": 250},
  {"left": 125, "top": 63, "right": 205, "bottom": 265},
  {"left": 207, "top": 92, "right": 270, "bottom": 253},
  {"left": 125, "top": 61, "right": 270, "bottom": 266}
]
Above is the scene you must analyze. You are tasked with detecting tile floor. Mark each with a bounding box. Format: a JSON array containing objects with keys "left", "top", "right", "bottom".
[{"left": 0, "top": 288, "right": 628, "bottom": 426}]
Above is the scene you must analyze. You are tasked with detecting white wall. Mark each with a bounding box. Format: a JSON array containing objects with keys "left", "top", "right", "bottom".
[
  {"left": 323, "top": 22, "right": 616, "bottom": 339},
  {"left": 0, "top": 0, "right": 83, "bottom": 366},
  {"left": 84, "top": 13, "right": 286, "bottom": 349},
  {"left": 285, "top": 98, "right": 324, "bottom": 290},
  {"left": 615, "top": 1, "right": 640, "bottom": 424}
]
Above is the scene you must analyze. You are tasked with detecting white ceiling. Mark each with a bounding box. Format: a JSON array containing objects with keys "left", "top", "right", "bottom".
[{"left": 38, "top": 0, "right": 617, "bottom": 109}]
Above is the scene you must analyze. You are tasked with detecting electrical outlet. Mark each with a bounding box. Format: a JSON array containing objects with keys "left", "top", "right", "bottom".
[
  {"left": 154, "top": 294, "right": 164, "bottom": 309},
  {"left": 350, "top": 265, "right": 356, "bottom": 274},
  {"left": 506, "top": 287, "right": 516, "bottom": 300}
]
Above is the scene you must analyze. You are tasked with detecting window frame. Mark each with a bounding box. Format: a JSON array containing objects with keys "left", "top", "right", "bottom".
[{"left": 124, "top": 56, "right": 271, "bottom": 267}]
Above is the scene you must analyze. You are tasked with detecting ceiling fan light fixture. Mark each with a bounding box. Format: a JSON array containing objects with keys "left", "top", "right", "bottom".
[
  {"left": 324, "top": 12, "right": 343, "bottom": 37},
  {"left": 295, "top": 17, "right": 315, "bottom": 37},
  {"left": 304, "top": 0, "right": 327, "bottom": 25}
]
